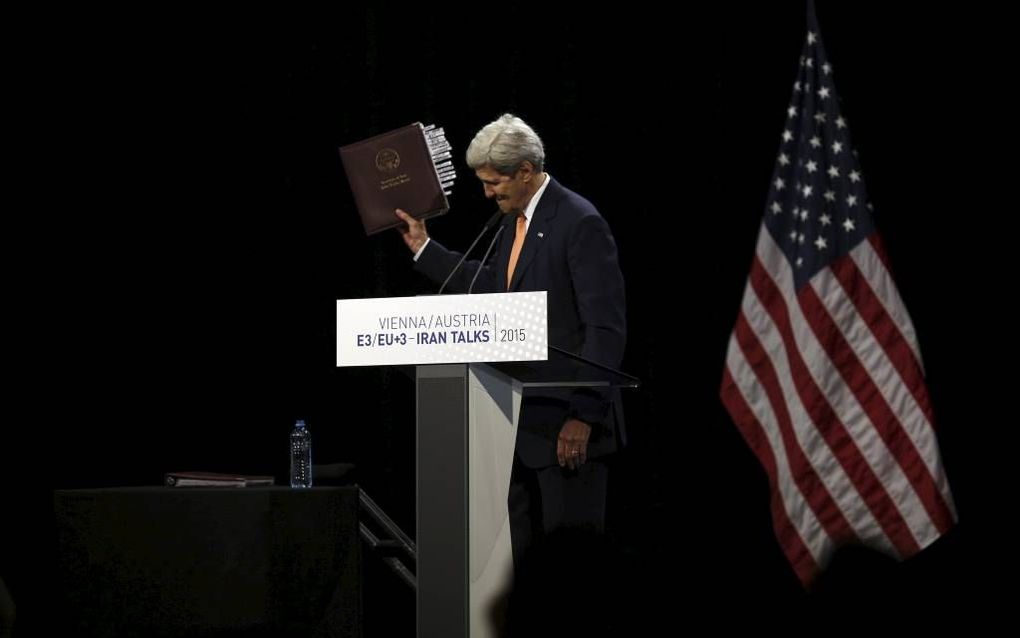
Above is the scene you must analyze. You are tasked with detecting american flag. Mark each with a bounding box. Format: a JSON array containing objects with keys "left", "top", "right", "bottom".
[{"left": 720, "top": 4, "right": 956, "bottom": 586}]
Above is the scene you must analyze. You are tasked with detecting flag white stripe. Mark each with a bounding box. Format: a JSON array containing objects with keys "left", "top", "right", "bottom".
[
  {"left": 725, "top": 332, "right": 831, "bottom": 566},
  {"left": 809, "top": 266, "right": 942, "bottom": 546},
  {"left": 740, "top": 261, "right": 899, "bottom": 556},
  {"left": 758, "top": 228, "right": 937, "bottom": 549},
  {"left": 820, "top": 241, "right": 956, "bottom": 521},
  {"left": 849, "top": 241, "right": 924, "bottom": 370}
]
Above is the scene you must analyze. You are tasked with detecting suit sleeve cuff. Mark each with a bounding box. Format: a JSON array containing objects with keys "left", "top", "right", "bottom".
[
  {"left": 569, "top": 389, "right": 609, "bottom": 427},
  {"left": 412, "top": 237, "right": 431, "bottom": 262}
]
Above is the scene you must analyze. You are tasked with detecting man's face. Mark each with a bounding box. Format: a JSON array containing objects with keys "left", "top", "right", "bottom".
[{"left": 476, "top": 165, "right": 528, "bottom": 215}]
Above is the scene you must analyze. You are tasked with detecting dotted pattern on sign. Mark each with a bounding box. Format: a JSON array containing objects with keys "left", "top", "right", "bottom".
[{"left": 415, "top": 292, "right": 547, "bottom": 364}]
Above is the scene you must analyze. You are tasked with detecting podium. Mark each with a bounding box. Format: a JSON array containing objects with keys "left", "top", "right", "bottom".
[
  {"left": 337, "top": 293, "right": 637, "bottom": 637},
  {"left": 415, "top": 350, "right": 638, "bottom": 638}
]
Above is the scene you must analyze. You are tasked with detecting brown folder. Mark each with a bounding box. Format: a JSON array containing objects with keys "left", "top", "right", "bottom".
[{"left": 339, "top": 123, "right": 451, "bottom": 235}]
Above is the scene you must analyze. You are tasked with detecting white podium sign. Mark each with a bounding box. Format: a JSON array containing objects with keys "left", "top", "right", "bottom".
[{"left": 336, "top": 292, "right": 547, "bottom": 366}]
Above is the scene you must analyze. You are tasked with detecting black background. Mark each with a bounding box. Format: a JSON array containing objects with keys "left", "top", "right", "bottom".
[{"left": 3, "top": 3, "right": 1006, "bottom": 634}]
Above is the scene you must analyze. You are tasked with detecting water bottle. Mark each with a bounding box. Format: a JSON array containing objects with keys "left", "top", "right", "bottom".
[{"left": 290, "top": 419, "right": 313, "bottom": 488}]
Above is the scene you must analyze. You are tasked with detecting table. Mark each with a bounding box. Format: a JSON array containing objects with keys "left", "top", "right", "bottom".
[{"left": 54, "top": 486, "right": 360, "bottom": 637}]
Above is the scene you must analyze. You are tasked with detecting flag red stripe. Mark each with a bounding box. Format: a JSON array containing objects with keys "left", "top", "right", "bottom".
[
  {"left": 856, "top": 236, "right": 925, "bottom": 368},
  {"left": 732, "top": 311, "right": 858, "bottom": 544},
  {"left": 721, "top": 366, "right": 819, "bottom": 585},
  {"left": 796, "top": 271, "right": 956, "bottom": 536},
  {"left": 749, "top": 256, "right": 921, "bottom": 556},
  {"left": 831, "top": 244, "right": 935, "bottom": 423},
  {"left": 866, "top": 234, "right": 894, "bottom": 281}
]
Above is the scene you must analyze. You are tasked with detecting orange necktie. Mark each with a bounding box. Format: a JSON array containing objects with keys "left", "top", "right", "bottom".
[{"left": 506, "top": 213, "right": 527, "bottom": 290}]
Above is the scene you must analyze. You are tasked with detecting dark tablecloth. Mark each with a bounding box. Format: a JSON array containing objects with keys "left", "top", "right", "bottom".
[{"left": 54, "top": 486, "right": 361, "bottom": 637}]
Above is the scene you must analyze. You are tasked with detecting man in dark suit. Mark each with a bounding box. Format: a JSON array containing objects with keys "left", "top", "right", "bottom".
[{"left": 395, "top": 113, "right": 626, "bottom": 567}]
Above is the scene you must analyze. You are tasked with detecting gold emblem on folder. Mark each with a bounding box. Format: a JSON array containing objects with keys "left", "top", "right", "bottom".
[{"left": 375, "top": 148, "right": 401, "bottom": 172}]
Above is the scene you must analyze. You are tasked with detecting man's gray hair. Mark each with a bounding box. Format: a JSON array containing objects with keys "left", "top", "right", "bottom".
[{"left": 465, "top": 113, "right": 545, "bottom": 175}]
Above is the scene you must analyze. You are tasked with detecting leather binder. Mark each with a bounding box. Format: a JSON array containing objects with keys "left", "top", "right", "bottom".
[{"left": 339, "top": 123, "right": 451, "bottom": 235}]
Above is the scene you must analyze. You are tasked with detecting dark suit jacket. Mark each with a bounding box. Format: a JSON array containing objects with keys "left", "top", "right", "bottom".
[{"left": 415, "top": 177, "right": 627, "bottom": 468}]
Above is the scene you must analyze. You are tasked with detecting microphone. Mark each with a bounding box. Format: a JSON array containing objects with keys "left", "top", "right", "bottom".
[
  {"left": 468, "top": 223, "right": 506, "bottom": 293},
  {"left": 437, "top": 210, "right": 504, "bottom": 294}
]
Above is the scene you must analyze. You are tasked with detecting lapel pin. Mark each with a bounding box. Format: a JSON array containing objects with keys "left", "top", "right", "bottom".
[{"left": 537, "top": 232, "right": 544, "bottom": 238}]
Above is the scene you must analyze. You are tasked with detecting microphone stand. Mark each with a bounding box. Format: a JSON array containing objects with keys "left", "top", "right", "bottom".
[
  {"left": 468, "top": 224, "right": 505, "bottom": 294},
  {"left": 437, "top": 210, "right": 503, "bottom": 294}
]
